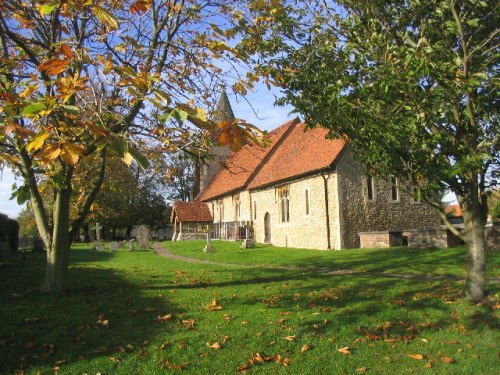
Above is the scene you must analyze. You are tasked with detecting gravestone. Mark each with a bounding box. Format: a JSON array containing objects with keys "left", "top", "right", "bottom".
[
  {"left": 136, "top": 225, "right": 150, "bottom": 249},
  {"left": 128, "top": 240, "right": 135, "bottom": 251},
  {"left": 109, "top": 241, "right": 119, "bottom": 252},
  {"left": 95, "top": 222, "right": 103, "bottom": 242},
  {"left": 203, "top": 232, "right": 215, "bottom": 253}
]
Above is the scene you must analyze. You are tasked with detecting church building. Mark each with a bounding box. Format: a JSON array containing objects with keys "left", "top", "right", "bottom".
[{"left": 175, "top": 93, "right": 441, "bottom": 250}]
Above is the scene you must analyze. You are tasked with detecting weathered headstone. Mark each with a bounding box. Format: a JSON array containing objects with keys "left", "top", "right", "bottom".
[
  {"left": 203, "top": 232, "right": 215, "bottom": 253},
  {"left": 128, "top": 240, "right": 135, "bottom": 251},
  {"left": 109, "top": 241, "right": 119, "bottom": 252},
  {"left": 93, "top": 242, "right": 104, "bottom": 251},
  {"left": 95, "top": 222, "right": 103, "bottom": 242},
  {"left": 136, "top": 225, "right": 151, "bottom": 249}
]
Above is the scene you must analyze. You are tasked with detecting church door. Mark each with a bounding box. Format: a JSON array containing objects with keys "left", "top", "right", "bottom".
[{"left": 264, "top": 212, "right": 271, "bottom": 243}]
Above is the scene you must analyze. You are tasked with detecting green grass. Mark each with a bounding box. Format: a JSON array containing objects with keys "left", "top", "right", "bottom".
[
  {"left": 165, "top": 240, "right": 500, "bottom": 278},
  {"left": 0, "top": 243, "right": 498, "bottom": 374}
]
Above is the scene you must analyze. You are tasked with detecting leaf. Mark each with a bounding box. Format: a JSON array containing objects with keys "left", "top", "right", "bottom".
[
  {"left": 60, "top": 147, "right": 79, "bottom": 166},
  {"left": 283, "top": 336, "right": 296, "bottom": 341},
  {"left": 61, "top": 105, "right": 79, "bottom": 115},
  {"left": 355, "top": 368, "right": 367, "bottom": 373},
  {"left": 440, "top": 356, "right": 455, "bottom": 364},
  {"left": 22, "top": 103, "right": 46, "bottom": 116},
  {"left": 338, "top": 346, "right": 351, "bottom": 355},
  {"left": 122, "top": 152, "right": 133, "bottom": 166},
  {"left": 128, "top": 147, "right": 149, "bottom": 169},
  {"left": 97, "top": 313, "right": 109, "bottom": 327},
  {"left": 130, "top": 0, "right": 152, "bottom": 15},
  {"left": 408, "top": 354, "right": 424, "bottom": 360},
  {"left": 38, "top": 3, "right": 58, "bottom": 15},
  {"left": 158, "top": 342, "right": 170, "bottom": 350},
  {"left": 206, "top": 299, "right": 223, "bottom": 311},
  {"left": 38, "top": 58, "right": 70, "bottom": 76},
  {"left": 301, "top": 344, "right": 312, "bottom": 353},
  {"left": 40, "top": 144, "right": 62, "bottom": 163},
  {"left": 26, "top": 132, "right": 49, "bottom": 153},
  {"left": 93, "top": 6, "right": 119, "bottom": 30},
  {"left": 206, "top": 341, "right": 221, "bottom": 349},
  {"left": 156, "top": 314, "right": 172, "bottom": 322},
  {"left": 144, "top": 307, "right": 156, "bottom": 312}
]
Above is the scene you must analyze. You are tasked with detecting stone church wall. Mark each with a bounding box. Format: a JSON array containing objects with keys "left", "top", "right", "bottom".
[
  {"left": 250, "top": 174, "right": 338, "bottom": 250},
  {"left": 336, "top": 149, "right": 441, "bottom": 248}
]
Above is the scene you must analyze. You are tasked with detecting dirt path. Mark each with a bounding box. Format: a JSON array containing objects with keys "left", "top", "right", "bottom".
[{"left": 151, "top": 242, "right": 500, "bottom": 283}]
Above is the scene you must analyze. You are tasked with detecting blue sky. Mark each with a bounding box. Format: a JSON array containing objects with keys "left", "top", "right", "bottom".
[{"left": 0, "top": 85, "right": 294, "bottom": 219}]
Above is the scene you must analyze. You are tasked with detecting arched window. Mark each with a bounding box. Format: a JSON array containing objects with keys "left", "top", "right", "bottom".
[
  {"left": 305, "top": 189, "right": 310, "bottom": 215},
  {"left": 279, "top": 186, "right": 290, "bottom": 222},
  {"left": 253, "top": 200, "right": 257, "bottom": 220},
  {"left": 391, "top": 177, "right": 399, "bottom": 202},
  {"left": 367, "top": 175, "right": 375, "bottom": 201}
]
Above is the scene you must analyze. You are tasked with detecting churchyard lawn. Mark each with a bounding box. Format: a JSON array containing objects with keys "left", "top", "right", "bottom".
[{"left": 0, "top": 242, "right": 498, "bottom": 374}]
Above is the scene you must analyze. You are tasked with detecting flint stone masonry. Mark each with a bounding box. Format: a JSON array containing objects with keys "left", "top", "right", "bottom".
[
  {"left": 403, "top": 228, "right": 463, "bottom": 248},
  {"left": 176, "top": 233, "right": 208, "bottom": 241}
]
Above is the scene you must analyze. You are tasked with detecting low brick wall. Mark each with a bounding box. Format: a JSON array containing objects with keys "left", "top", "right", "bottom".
[{"left": 359, "top": 231, "right": 404, "bottom": 248}]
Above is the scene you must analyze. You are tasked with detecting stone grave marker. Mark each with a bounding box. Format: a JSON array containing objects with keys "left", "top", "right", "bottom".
[
  {"left": 203, "top": 232, "right": 215, "bottom": 253},
  {"left": 109, "top": 241, "right": 119, "bottom": 252},
  {"left": 136, "top": 225, "right": 150, "bottom": 249},
  {"left": 128, "top": 240, "right": 135, "bottom": 251}
]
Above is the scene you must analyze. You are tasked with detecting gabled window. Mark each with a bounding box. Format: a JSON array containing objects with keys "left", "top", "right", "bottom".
[
  {"left": 391, "top": 177, "right": 399, "bottom": 202},
  {"left": 305, "top": 189, "right": 310, "bottom": 215},
  {"left": 278, "top": 186, "right": 290, "bottom": 223},
  {"left": 367, "top": 175, "right": 375, "bottom": 201}
]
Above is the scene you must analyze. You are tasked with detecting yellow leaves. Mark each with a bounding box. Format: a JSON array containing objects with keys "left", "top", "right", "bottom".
[
  {"left": 338, "top": 346, "right": 352, "bottom": 355},
  {"left": 40, "top": 144, "right": 62, "bottom": 163},
  {"left": 440, "top": 356, "right": 455, "bottom": 364},
  {"left": 159, "top": 359, "right": 188, "bottom": 371},
  {"left": 283, "top": 335, "right": 295, "bottom": 341},
  {"left": 408, "top": 353, "right": 424, "bottom": 360},
  {"left": 181, "top": 318, "right": 196, "bottom": 329},
  {"left": 301, "top": 344, "right": 312, "bottom": 353},
  {"left": 19, "top": 83, "right": 40, "bottom": 99},
  {"left": 97, "top": 313, "right": 109, "bottom": 327},
  {"left": 237, "top": 353, "right": 290, "bottom": 373},
  {"left": 206, "top": 341, "right": 221, "bottom": 349},
  {"left": 93, "top": 6, "right": 119, "bottom": 31},
  {"left": 26, "top": 131, "right": 49, "bottom": 153},
  {"left": 206, "top": 299, "right": 222, "bottom": 311},
  {"left": 156, "top": 313, "right": 173, "bottom": 322}
]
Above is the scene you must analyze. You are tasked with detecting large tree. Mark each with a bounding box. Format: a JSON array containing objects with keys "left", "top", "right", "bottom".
[
  {"left": 235, "top": 0, "right": 499, "bottom": 300},
  {"left": 0, "top": 0, "right": 263, "bottom": 293}
]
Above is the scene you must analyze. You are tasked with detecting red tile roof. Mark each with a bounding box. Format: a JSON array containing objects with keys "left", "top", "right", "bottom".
[
  {"left": 171, "top": 201, "right": 213, "bottom": 222},
  {"left": 197, "top": 118, "right": 300, "bottom": 201},
  {"left": 198, "top": 119, "right": 347, "bottom": 201},
  {"left": 247, "top": 123, "right": 345, "bottom": 189}
]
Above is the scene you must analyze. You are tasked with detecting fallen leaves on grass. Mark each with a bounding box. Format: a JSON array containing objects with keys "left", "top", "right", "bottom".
[
  {"left": 159, "top": 359, "right": 188, "bottom": 370},
  {"left": 97, "top": 314, "right": 109, "bottom": 327},
  {"left": 206, "top": 300, "right": 222, "bottom": 311},
  {"left": 181, "top": 318, "right": 196, "bottom": 329},
  {"left": 301, "top": 344, "right": 312, "bottom": 353},
  {"left": 156, "top": 314, "right": 173, "bottom": 322},
  {"left": 237, "top": 353, "right": 290, "bottom": 373},
  {"left": 356, "top": 368, "right": 367, "bottom": 373},
  {"left": 440, "top": 356, "right": 455, "bottom": 364},
  {"left": 338, "top": 347, "right": 352, "bottom": 355},
  {"left": 158, "top": 342, "right": 170, "bottom": 350},
  {"left": 408, "top": 354, "right": 424, "bottom": 360},
  {"left": 144, "top": 307, "right": 156, "bottom": 312},
  {"left": 283, "top": 336, "right": 296, "bottom": 342},
  {"left": 206, "top": 341, "right": 221, "bottom": 349}
]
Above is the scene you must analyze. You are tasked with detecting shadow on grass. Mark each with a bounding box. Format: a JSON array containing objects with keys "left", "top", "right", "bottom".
[{"left": 0, "top": 252, "right": 184, "bottom": 374}]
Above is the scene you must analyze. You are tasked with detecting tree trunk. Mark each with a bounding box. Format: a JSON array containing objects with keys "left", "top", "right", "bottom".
[
  {"left": 461, "top": 186, "right": 488, "bottom": 302},
  {"left": 41, "top": 187, "right": 72, "bottom": 294}
]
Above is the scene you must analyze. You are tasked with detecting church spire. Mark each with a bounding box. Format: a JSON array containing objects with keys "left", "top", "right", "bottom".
[{"left": 213, "top": 89, "right": 235, "bottom": 123}]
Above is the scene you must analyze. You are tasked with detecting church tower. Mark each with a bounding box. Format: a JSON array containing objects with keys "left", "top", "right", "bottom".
[{"left": 192, "top": 91, "right": 235, "bottom": 199}]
